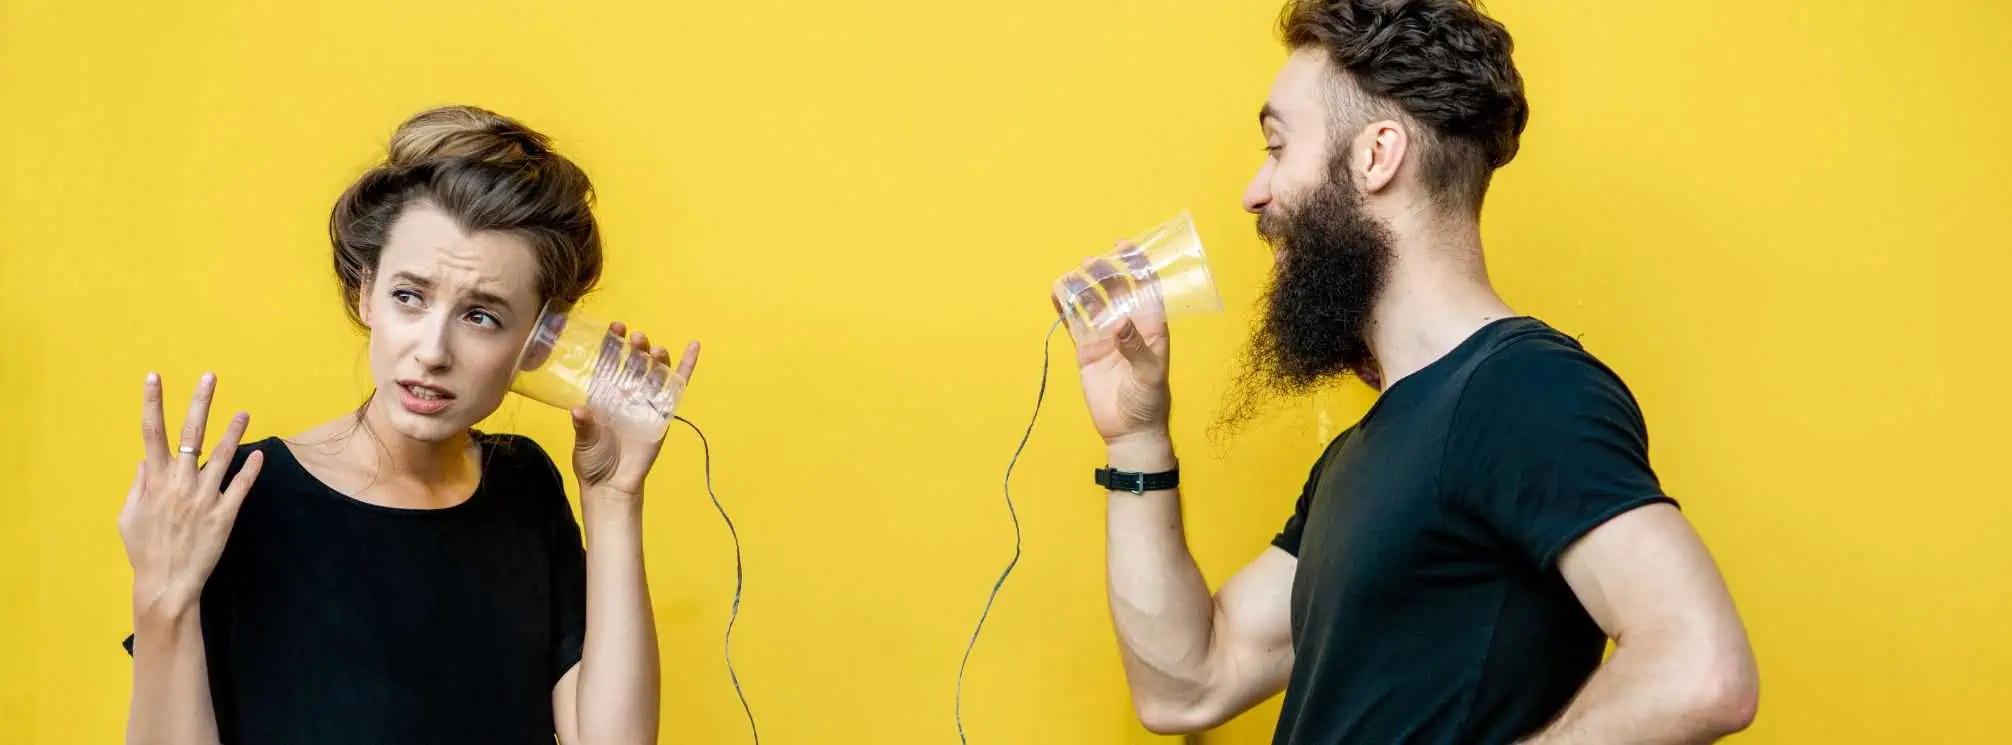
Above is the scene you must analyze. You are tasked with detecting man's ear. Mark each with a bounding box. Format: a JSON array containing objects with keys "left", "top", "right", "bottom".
[{"left": 1353, "top": 119, "right": 1409, "bottom": 195}]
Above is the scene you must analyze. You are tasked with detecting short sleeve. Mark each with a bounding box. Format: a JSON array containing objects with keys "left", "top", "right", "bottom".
[
  {"left": 1272, "top": 430, "right": 1351, "bottom": 556},
  {"left": 523, "top": 437, "right": 588, "bottom": 685},
  {"left": 1446, "top": 339, "right": 1675, "bottom": 569}
]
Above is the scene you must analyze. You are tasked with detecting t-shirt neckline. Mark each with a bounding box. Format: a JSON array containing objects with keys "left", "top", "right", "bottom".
[
  {"left": 269, "top": 433, "right": 494, "bottom": 517},
  {"left": 1360, "top": 315, "right": 1540, "bottom": 424}
]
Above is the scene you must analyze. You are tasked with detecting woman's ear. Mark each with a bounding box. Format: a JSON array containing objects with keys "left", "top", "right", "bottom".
[{"left": 356, "top": 273, "right": 375, "bottom": 329}]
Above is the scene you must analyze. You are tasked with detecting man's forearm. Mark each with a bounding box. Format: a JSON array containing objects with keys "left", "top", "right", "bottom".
[
  {"left": 127, "top": 604, "right": 222, "bottom": 745},
  {"left": 1518, "top": 640, "right": 1757, "bottom": 745},
  {"left": 576, "top": 492, "right": 661, "bottom": 745},
  {"left": 1103, "top": 435, "right": 1218, "bottom": 707}
]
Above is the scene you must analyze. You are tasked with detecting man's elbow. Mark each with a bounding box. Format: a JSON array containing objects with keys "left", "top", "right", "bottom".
[
  {"left": 1684, "top": 651, "right": 1760, "bottom": 737},
  {"left": 1132, "top": 695, "right": 1231, "bottom": 735}
]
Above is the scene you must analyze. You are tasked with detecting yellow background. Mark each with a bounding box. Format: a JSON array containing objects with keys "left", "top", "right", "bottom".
[{"left": 3, "top": 0, "right": 2008, "bottom": 743}]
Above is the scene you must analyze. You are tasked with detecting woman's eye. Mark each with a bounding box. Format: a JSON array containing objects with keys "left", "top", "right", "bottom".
[
  {"left": 467, "top": 310, "right": 501, "bottom": 329},
  {"left": 391, "top": 289, "right": 423, "bottom": 306}
]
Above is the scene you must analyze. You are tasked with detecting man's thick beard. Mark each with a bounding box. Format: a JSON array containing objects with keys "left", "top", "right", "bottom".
[{"left": 1213, "top": 170, "right": 1397, "bottom": 440}]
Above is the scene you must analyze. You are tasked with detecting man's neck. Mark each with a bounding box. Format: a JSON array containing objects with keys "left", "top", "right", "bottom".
[{"left": 1367, "top": 217, "right": 1516, "bottom": 391}]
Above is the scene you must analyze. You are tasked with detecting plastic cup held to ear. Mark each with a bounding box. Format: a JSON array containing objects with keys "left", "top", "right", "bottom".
[
  {"left": 1051, "top": 209, "right": 1222, "bottom": 339},
  {"left": 512, "top": 302, "right": 684, "bottom": 440}
]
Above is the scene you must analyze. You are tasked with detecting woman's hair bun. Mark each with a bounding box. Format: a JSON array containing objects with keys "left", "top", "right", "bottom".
[{"left": 386, "top": 105, "right": 552, "bottom": 169}]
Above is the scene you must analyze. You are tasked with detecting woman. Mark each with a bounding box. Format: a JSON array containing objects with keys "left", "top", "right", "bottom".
[{"left": 119, "top": 105, "right": 696, "bottom": 745}]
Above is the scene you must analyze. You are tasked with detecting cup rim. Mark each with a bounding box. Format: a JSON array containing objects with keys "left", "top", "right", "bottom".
[
  {"left": 1162, "top": 208, "right": 1225, "bottom": 313},
  {"left": 513, "top": 298, "right": 574, "bottom": 377}
]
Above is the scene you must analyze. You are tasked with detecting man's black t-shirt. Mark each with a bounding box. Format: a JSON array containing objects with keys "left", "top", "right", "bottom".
[
  {"left": 1269, "top": 317, "right": 1674, "bottom": 745},
  {"left": 123, "top": 433, "right": 588, "bottom": 745}
]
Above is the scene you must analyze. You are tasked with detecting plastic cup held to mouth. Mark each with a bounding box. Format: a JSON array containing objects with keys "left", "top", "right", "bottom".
[{"left": 1051, "top": 209, "right": 1222, "bottom": 339}]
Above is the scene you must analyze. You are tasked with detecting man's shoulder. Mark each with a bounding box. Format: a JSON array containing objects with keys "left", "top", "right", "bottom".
[
  {"left": 1435, "top": 319, "right": 1646, "bottom": 445},
  {"left": 1460, "top": 319, "right": 1629, "bottom": 395}
]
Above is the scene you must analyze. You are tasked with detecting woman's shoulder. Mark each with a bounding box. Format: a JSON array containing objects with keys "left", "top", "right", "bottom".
[
  {"left": 473, "top": 432, "right": 576, "bottom": 527},
  {"left": 215, "top": 436, "right": 289, "bottom": 480},
  {"left": 476, "top": 431, "right": 567, "bottom": 491},
  {"left": 477, "top": 430, "right": 555, "bottom": 464}
]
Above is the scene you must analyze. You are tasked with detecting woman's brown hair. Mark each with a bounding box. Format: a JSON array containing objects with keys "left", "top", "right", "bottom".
[{"left": 328, "top": 105, "right": 603, "bottom": 327}]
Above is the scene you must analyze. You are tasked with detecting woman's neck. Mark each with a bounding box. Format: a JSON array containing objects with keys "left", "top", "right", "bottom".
[
  {"left": 291, "top": 393, "right": 480, "bottom": 496},
  {"left": 280, "top": 393, "right": 484, "bottom": 511},
  {"left": 350, "top": 395, "right": 477, "bottom": 484}
]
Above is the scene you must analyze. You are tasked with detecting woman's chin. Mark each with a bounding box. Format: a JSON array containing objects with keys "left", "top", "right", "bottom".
[{"left": 380, "top": 405, "right": 476, "bottom": 443}]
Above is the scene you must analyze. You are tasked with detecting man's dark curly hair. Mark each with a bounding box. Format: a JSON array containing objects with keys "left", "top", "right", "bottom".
[{"left": 1279, "top": 0, "right": 1529, "bottom": 211}]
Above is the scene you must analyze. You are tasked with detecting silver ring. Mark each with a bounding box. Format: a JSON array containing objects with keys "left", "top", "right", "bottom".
[{"left": 177, "top": 445, "right": 200, "bottom": 457}]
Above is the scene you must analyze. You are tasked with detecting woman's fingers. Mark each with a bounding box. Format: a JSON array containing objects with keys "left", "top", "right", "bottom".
[
  {"left": 200, "top": 412, "right": 250, "bottom": 495},
  {"left": 641, "top": 344, "right": 670, "bottom": 400},
  {"left": 618, "top": 340, "right": 649, "bottom": 393},
  {"left": 141, "top": 373, "right": 169, "bottom": 469},
  {"left": 675, "top": 341, "right": 700, "bottom": 384},
  {"left": 176, "top": 373, "right": 217, "bottom": 476},
  {"left": 594, "top": 325, "right": 624, "bottom": 386},
  {"left": 218, "top": 450, "right": 265, "bottom": 515}
]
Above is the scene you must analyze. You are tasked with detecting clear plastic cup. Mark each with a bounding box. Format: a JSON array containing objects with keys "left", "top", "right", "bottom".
[
  {"left": 1051, "top": 209, "right": 1222, "bottom": 339},
  {"left": 512, "top": 302, "right": 685, "bottom": 440}
]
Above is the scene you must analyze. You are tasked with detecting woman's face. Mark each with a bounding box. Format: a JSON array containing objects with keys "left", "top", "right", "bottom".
[{"left": 358, "top": 201, "right": 544, "bottom": 443}]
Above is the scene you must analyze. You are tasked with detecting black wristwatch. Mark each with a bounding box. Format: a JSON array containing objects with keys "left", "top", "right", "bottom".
[{"left": 1096, "top": 466, "right": 1180, "bottom": 495}]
